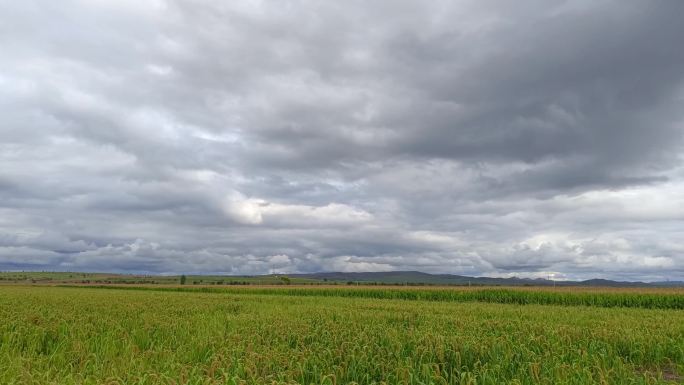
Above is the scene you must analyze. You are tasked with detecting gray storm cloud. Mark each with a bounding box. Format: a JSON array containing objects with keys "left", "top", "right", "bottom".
[{"left": 1, "top": 0, "right": 683, "bottom": 280}]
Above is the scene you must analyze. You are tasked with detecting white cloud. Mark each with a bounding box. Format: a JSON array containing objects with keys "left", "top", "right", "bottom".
[{"left": 221, "top": 195, "right": 264, "bottom": 225}]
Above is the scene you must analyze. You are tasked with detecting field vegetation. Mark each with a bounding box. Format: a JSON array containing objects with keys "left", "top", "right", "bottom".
[
  {"left": 58, "top": 285, "right": 684, "bottom": 310},
  {"left": 0, "top": 286, "right": 682, "bottom": 384}
]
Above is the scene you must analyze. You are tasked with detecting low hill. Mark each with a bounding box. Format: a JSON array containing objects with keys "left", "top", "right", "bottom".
[
  {"left": 1, "top": 270, "right": 681, "bottom": 287},
  {"left": 288, "top": 271, "right": 666, "bottom": 287}
]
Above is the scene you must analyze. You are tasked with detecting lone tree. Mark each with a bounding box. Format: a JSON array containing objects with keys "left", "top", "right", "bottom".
[{"left": 180, "top": 274, "right": 187, "bottom": 285}]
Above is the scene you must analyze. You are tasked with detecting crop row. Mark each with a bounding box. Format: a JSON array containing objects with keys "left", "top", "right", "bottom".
[{"left": 58, "top": 285, "right": 684, "bottom": 309}]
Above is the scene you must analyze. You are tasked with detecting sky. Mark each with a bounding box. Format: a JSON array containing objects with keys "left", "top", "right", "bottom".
[{"left": 1, "top": 0, "right": 683, "bottom": 281}]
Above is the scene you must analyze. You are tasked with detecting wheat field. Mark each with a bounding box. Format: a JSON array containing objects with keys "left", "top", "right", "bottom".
[{"left": 0, "top": 286, "right": 682, "bottom": 384}]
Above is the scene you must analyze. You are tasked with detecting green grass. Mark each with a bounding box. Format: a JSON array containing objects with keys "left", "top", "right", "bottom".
[{"left": 0, "top": 286, "right": 682, "bottom": 384}]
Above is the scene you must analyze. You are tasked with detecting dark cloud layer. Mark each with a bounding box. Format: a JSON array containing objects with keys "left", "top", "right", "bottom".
[{"left": 1, "top": 0, "right": 683, "bottom": 280}]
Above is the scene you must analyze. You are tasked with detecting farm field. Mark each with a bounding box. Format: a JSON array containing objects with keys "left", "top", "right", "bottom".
[{"left": 0, "top": 286, "right": 682, "bottom": 385}]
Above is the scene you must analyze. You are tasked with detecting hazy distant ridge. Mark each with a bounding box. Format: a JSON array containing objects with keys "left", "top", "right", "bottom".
[{"left": 287, "top": 271, "right": 680, "bottom": 287}]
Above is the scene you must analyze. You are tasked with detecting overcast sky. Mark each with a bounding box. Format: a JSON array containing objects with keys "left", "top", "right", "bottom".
[{"left": 1, "top": 1, "right": 683, "bottom": 281}]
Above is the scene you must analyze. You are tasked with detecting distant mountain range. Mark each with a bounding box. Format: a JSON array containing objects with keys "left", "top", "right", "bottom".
[
  {"left": 287, "top": 271, "right": 684, "bottom": 287},
  {"left": 2, "top": 270, "right": 682, "bottom": 287}
]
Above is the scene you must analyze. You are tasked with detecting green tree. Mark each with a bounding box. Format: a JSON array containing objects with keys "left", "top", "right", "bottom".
[{"left": 180, "top": 274, "right": 187, "bottom": 285}]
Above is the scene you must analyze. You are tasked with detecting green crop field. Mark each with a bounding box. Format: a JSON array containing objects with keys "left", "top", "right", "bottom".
[{"left": 0, "top": 286, "right": 682, "bottom": 385}]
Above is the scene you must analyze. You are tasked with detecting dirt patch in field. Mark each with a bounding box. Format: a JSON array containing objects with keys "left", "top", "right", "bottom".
[{"left": 637, "top": 366, "right": 682, "bottom": 383}]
